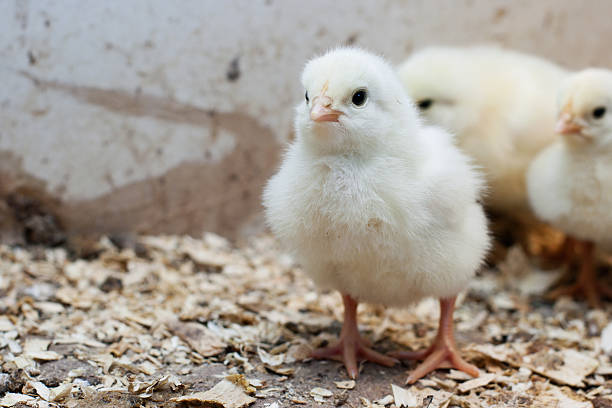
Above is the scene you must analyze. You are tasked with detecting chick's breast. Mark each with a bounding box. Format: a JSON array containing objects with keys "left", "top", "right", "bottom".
[
  {"left": 528, "top": 142, "right": 612, "bottom": 248},
  {"left": 264, "top": 131, "right": 489, "bottom": 307}
]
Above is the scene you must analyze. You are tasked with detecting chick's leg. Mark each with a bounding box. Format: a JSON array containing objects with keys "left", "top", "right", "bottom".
[
  {"left": 393, "top": 297, "right": 479, "bottom": 384},
  {"left": 311, "top": 294, "right": 397, "bottom": 379},
  {"left": 559, "top": 235, "right": 579, "bottom": 265},
  {"left": 547, "top": 241, "right": 612, "bottom": 308}
]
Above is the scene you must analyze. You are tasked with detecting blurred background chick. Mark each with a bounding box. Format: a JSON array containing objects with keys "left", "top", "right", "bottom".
[
  {"left": 527, "top": 69, "right": 612, "bottom": 307},
  {"left": 397, "top": 46, "right": 569, "bottom": 259}
]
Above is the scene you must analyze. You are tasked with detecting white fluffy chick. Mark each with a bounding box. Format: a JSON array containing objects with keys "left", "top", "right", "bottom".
[
  {"left": 263, "top": 47, "right": 490, "bottom": 382},
  {"left": 527, "top": 68, "right": 612, "bottom": 307},
  {"left": 397, "top": 46, "right": 568, "bottom": 218}
]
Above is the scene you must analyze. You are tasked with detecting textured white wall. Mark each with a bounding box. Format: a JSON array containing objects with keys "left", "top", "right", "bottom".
[{"left": 1, "top": 0, "right": 612, "bottom": 242}]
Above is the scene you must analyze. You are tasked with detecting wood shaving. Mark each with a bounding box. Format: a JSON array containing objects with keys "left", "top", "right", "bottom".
[
  {"left": 391, "top": 384, "right": 417, "bottom": 407},
  {"left": 335, "top": 380, "right": 356, "bottom": 389},
  {"left": 172, "top": 377, "right": 255, "bottom": 407},
  {"left": 601, "top": 322, "right": 612, "bottom": 355},
  {"left": 456, "top": 373, "right": 496, "bottom": 393},
  {"left": 167, "top": 320, "right": 226, "bottom": 357},
  {"left": 310, "top": 386, "right": 333, "bottom": 399},
  {"left": 0, "top": 234, "right": 609, "bottom": 407},
  {"left": 471, "top": 344, "right": 599, "bottom": 386},
  {"left": 257, "top": 347, "right": 285, "bottom": 367},
  {"left": 374, "top": 394, "right": 394, "bottom": 405},
  {"left": 0, "top": 393, "right": 35, "bottom": 407}
]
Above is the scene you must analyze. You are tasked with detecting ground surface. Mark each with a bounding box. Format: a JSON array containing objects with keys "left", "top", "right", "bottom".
[{"left": 0, "top": 233, "right": 610, "bottom": 407}]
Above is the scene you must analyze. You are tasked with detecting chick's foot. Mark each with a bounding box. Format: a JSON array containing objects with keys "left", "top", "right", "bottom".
[
  {"left": 547, "top": 241, "right": 612, "bottom": 308},
  {"left": 311, "top": 294, "right": 397, "bottom": 379},
  {"left": 392, "top": 297, "right": 479, "bottom": 384}
]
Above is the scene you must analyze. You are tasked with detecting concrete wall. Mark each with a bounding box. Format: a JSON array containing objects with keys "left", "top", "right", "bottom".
[{"left": 2, "top": 0, "right": 612, "bottom": 244}]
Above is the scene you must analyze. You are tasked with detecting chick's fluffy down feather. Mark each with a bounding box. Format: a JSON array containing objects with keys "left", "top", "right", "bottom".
[
  {"left": 264, "top": 48, "right": 490, "bottom": 307},
  {"left": 397, "top": 46, "right": 568, "bottom": 216},
  {"left": 527, "top": 69, "right": 612, "bottom": 249}
]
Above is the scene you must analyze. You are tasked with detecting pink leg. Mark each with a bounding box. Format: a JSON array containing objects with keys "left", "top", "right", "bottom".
[
  {"left": 311, "top": 294, "right": 398, "bottom": 379},
  {"left": 392, "top": 297, "right": 479, "bottom": 384}
]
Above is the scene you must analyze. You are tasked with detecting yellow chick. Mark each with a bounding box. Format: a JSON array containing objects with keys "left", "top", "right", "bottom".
[
  {"left": 397, "top": 46, "right": 569, "bottom": 221},
  {"left": 527, "top": 69, "right": 612, "bottom": 307}
]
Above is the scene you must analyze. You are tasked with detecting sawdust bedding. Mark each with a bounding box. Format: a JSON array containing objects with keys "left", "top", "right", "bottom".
[{"left": 0, "top": 233, "right": 610, "bottom": 407}]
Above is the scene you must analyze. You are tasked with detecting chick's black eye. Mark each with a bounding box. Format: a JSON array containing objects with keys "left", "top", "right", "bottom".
[
  {"left": 593, "top": 106, "right": 606, "bottom": 119},
  {"left": 305, "top": 91, "right": 309, "bottom": 103},
  {"left": 351, "top": 89, "right": 367, "bottom": 107},
  {"left": 417, "top": 99, "right": 433, "bottom": 110}
]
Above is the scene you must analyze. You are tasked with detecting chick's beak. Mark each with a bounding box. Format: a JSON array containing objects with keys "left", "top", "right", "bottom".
[
  {"left": 310, "top": 95, "right": 341, "bottom": 122},
  {"left": 555, "top": 112, "right": 583, "bottom": 135}
]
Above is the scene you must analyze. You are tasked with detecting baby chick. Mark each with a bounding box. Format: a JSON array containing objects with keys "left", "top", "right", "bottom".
[
  {"left": 527, "top": 69, "right": 612, "bottom": 307},
  {"left": 397, "top": 46, "right": 568, "bottom": 220},
  {"left": 263, "top": 47, "right": 490, "bottom": 382}
]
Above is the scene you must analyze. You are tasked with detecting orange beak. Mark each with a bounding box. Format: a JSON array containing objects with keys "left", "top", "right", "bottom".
[
  {"left": 310, "top": 95, "right": 342, "bottom": 122},
  {"left": 555, "top": 111, "right": 583, "bottom": 135}
]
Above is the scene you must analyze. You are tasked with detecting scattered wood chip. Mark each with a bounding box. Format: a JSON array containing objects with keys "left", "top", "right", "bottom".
[
  {"left": 167, "top": 320, "right": 225, "bottom": 357},
  {"left": 0, "top": 231, "right": 609, "bottom": 407},
  {"left": 391, "top": 384, "right": 417, "bottom": 407},
  {"left": 50, "top": 383, "right": 73, "bottom": 402},
  {"left": 172, "top": 377, "right": 255, "bottom": 408},
  {"left": 263, "top": 365, "right": 295, "bottom": 376},
  {"left": 24, "top": 338, "right": 50, "bottom": 352},
  {"left": 25, "top": 381, "right": 72, "bottom": 402},
  {"left": 457, "top": 373, "right": 496, "bottom": 393},
  {"left": 421, "top": 395, "right": 434, "bottom": 408},
  {"left": 601, "top": 322, "right": 612, "bottom": 355},
  {"left": 471, "top": 343, "right": 598, "bottom": 387},
  {"left": 257, "top": 348, "right": 284, "bottom": 367},
  {"left": 0, "top": 393, "right": 35, "bottom": 407},
  {"left": 527, "top": 349, "right": 598, "bottom": 387},
  {"left": 285, "top": 342, "right": 313, "bottom": 363},
  {"left": 310, "top": 387, "right": 333, "bottom": 403},
  {"left": 410, "top": 386, "right": 453, "bottom": 407},
  {"left": 596, "top": 363, "right": 612, "bottom": 375},
  {"left": 25, "top": 350, "right": 62, "bottom": 361},
  {"left": 360, "top": 396, "right": 385, "bottom": 408},
  {"left": 334, "top": 380, "right": 355, "bottom": 390},
  {"left": 25, "top": 381, "right": 51, "bottom": 401},
  {"left": 535, "top": 384, "right": 592, "bottom": 408},
  {"left": 128, "top": 375, "right": 183, "bottom": 397},
  {"left": 446, "top": 369, "right": 474, "bottom": 380},
  {"left": 374, "top": 394, "right": 394, "bottom": 406},
  {"left": 0, "top": 317, "right": 15, "bottom": 331},
  {"left": 248, "top": 378, "right": 264, "bottom": 388},
  {"left": 180, "top": 238, "right": 234, "bottom": 268}
]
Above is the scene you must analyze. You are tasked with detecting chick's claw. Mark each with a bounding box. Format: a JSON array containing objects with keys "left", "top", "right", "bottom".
[
  {"left": 312, "top": 335, "right": 398, "bottom": 379},
  {"left": 312, "top": 294, "right": 398, "bottom": 379},
  {"left": 401, "top": 340, "right": 479, "bottom": 384},
  {"left": 394, "top": 297, "right": 479, "bottom": 384}
]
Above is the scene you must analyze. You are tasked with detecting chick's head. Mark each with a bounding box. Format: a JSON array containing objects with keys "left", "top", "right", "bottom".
[
  {"left": 297, "top": 47, "right": 417, "bottom": 155},
  {"left": 396, "top": 48, "right": 477, "bottom": 138},
  {"left": 557, "top": 69, "right": 612, "bottom": 148}
]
